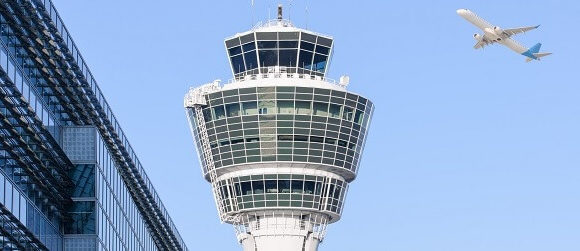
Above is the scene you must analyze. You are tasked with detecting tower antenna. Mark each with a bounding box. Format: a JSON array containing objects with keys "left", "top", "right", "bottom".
[
  {"left": 251, "top": 0, "right": 255, "bottom": 25},
  {"left": 277, "top": 4, "right": 283, "bottom": 20}
]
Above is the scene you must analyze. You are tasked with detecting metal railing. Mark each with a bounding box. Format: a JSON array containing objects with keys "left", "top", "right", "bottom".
[{"left": 227, "top": 66, "right": 349, "bottom": 89}]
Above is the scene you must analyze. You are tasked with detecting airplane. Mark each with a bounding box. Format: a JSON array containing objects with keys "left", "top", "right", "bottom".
[{"left": 457, "top": 8, "right": 551, "bottom": 62}]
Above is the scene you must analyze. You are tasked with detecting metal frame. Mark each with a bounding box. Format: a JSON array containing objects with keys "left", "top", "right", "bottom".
[{"left": 0, "top": 0, "right": 188, "bottom": 250}]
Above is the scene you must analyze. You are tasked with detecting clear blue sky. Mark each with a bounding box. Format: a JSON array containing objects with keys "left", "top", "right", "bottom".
[{"left": 52, "top": 0, "right": 579, "bottom": 250}]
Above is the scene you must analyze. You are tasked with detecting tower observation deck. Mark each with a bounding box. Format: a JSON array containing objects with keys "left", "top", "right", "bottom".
[{"left": 185, "top": 6, "right": 374, "bottom": 251}]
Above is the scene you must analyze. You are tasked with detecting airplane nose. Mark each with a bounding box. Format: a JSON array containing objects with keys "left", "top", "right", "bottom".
[{"left": 456, "top": 9, "right": 468, "bottom": 15}]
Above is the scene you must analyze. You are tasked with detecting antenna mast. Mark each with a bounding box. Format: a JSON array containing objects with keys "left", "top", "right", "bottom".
[{"left": 277, "top": 4, "right": 283, "bottom": 20}]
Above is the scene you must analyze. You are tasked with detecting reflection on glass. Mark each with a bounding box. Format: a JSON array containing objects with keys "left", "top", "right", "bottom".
[
  {"left": 65, "top": 201, "right": 96, "bottom": 234},
  {"left": 313, "top": 102, "right": 329, "bottom": 116},
  {"left": 312, "top": 53, "right": 327, "bottom": 72},
  {"left": 241, "top": 182, "right": 252, "bottom": 195},
  {"left": 265, "top": 180, "right": 277, "bottom": 193},
  {"left": 304, "top": 181, "right": 315, "bottom": 194},
  {"left": 278, "top": 180, "right": 291, "bottom": 193},
  {"left": 277, "top": 101, "right": 294, "bottom": 114},
  {"left": 354, "top": 110, "right": 364, "bottom": 124},
  {"left": 295, "top": 101, "right": 311, "bottom": 115},
  {"left": 329, "top": 104, "right": 341, "bottom": 118},
  {"left": 291, "top": 180, "right": 304, "bottom": 194},
  {"left": 252, "top": 180, "right": 264, "bottom": 194},
  {"left": 258, "top": 100, "right": 275, "bottom": 114},
  {"left": 70, "top": 164, "right": 95, "bottom": 197},
  {"left": 342, "top": 107, "right": 353, "bottom": 121},
  {"left": 226, "top": 103, "right": 240, "bottom": 117},
  {"left": 242, "top": 101, "right": 258, "bottom": 115},
  {"left": 213, "top": 106, "right": 226, "bottom": 120}
]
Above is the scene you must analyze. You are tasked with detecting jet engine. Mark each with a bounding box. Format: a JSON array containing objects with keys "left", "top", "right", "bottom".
[
  {"left": 493, "top": 26, "right": 504, "bottom": 35},
  {"left": 473, "top": 33, "right": 483, "bottom": 41}
]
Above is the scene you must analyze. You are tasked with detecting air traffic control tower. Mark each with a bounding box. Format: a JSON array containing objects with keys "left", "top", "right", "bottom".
[{"left": 185, "top": 6, "right": 373, "bottom": 251}]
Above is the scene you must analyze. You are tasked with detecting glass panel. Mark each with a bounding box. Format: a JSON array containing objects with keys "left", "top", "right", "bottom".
[
  {"left": 313, "top": 102, "right": 329, "bottom": 116},
  {"left": 278, "top": 180, "right": 291, "bottom": 193},
  {"left": 252, "top": 180, "right": 264, "bottom": 194},
  {"left": 228, "top": 46, "right": 242, "bottom": 56},
  {"left": 291, "top": 180, "right": 304, "bottom": 193},
  {"left": 279, "top": 41, "right": 298, "bottom": 48},
  {"left": 258, "top": 100, "right": 275, "bottom": 114},
  {"left": 213, "top": 105, "right": 226, "bottom": 120},
  {"left": 230, "top": 54, "right": 246, "bottom": 73},
  {"left": 65, "top": 201, "right": 96, "bottom": 234},
  {"left": 70, "top": 164, "right": 95, "bottom": 197},
  {"left": 242, "top": 101, "right": 258, "bottom": 115},
  {"left": 315, "top": 45, "right": 330, "bottom": 55},
  {"left": 226, "top": 103, "right": 240, "bottom": 117},
  {"left": 312, "top": 53, "right": 327, "bottom": 72},
  {"left": 244, "top": 51, "right": 258, "bottom": 70},
  {"left": 241, "top": 182, "right": 252, "bottom": 195},
  {"left": 300, "top": 41, "right": 315, "bottom": 51},
  {"left": 265, "top": 180, "right": 277, "bottom": 193},
  {"left": 304, "top": 181, "right": 315, "bottom": 194},
  {"left": 329, "top": 104, "right": 341, "bottom": 118},
  {"left": 354, "top": 110, "right": 364, "bottom": 124},
  {"left": 298, "top": 50, "right": 313, "bottom": 70},
  {"left": 342, "top": 107, "right": 354, "bottom": 121},
  {"left": 257, "top": 41, "right": 277, "bottom": 49},
  {"left": 258, "top": 50, "right": 278, "bottom": 67},
  {"left": 277, "top": 101, "right": 294, "bottom": 114},
  {"left": 242, "top": 42, "right": 256, "bottom": 52},
  {"left": 295, "top": 101, "right": 311, "bottom": 115},
  {"left": 279, "top": 49, "right": 297, "bottom": 67}
]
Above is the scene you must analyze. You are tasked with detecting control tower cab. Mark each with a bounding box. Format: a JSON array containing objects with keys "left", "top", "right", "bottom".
[{"left": 185, "top": 6, "right": 374, "bottom": 251}]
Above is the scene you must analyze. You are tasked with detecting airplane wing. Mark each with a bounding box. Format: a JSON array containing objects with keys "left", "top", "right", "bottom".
[
  {"left": 502, "top": 25, "right": 540, "bottom": 37},
  {"left": 457, "top": 9, "right": 493, "bottom": 30}
]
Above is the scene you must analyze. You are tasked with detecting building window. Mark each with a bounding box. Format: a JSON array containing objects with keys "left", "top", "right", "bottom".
[{"left": 65, "top": 201, "right": 96, "bottom": 234}]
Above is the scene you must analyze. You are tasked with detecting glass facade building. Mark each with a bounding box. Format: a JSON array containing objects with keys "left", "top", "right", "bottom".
[
  {"left": 185, "top": 13, "right": 374, "bottom": 251},
  {"left": 0, "top": 0, "right": 187, "bottom": 250}
]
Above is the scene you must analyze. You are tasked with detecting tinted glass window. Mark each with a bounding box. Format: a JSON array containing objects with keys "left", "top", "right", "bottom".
[
  {"left": 242, "top": 101, "right": 258, "bottom": 115},
  {"left": 312, "top": 53, "right": 327, "bottom": 72},
  {"left": 329, "top": 104, "right": 341, "bottom": 118},
  {"left": 298, "top": 50, "right": 313, "bottom": 69},
  {"left": 315, "top": 45, "right": 330, "bottom": 55},
  {"left": 279, "top": 41, "right": 298, "bottom": 48},
  {"left": 242, "top": 42, "right": 256, "bottom": 51},
  {"left": 230, "top": 54, "right": 245, "bottom": 73},
  {"left": 214, "top": 106, "right": 226, "bottom": 120},
  {"left": 259, "top": 50, "right": 278, "bottom": 67},
  {"left": 244, "top": 51, "right": 258, "bottom": 70},
  {"left": 257, "top": 41, "right": 277, "bottom": 49},
  {"left": 279, "top": 49, "right": 297, "bottom": 67},
  {"left": 226, "top": 103, "right": 240, "bottom": 117},
  {"left": 228, "top": 46, "right": 242, "bottom": 56},
  {"left": 300, "top": 41, "right": 315, "bottom": 51}
]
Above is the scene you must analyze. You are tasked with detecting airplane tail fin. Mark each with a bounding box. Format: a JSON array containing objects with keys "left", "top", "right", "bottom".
[
  {"left": 529, "top": 43, "right": 542, "bottom": 53},
  {"left": 524, "top": 43, "right": 551, "bottom": 62}
]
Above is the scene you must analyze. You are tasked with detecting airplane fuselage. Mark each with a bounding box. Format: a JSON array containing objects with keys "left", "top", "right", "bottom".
[{"left": 457, "top": 8, "right": 550, "bottom": 61}]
